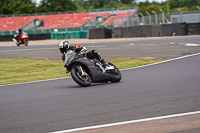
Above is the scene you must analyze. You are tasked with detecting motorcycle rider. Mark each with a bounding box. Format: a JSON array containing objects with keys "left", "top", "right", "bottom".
[
  {"left": 13, "top": 28, "right": 23, "bottom": 44},
  {"left": 58, "top": 40, "right": 108, "bottom": 69}
]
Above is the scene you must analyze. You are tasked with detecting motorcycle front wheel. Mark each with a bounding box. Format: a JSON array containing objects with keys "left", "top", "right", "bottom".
[
  {"left": 71, "top": 65, "right": 91, "bottom": 87},
  {"left": 25, "top": 40, "right": 28, "bottom": 46},
  {"left": 16, "top": 43, "right": 20, "bottom": 46}
]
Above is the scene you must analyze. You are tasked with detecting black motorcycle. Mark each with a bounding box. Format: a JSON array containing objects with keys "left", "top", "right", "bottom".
[{"left": 64, "top": 50, "right": 122, "bottom": 87}]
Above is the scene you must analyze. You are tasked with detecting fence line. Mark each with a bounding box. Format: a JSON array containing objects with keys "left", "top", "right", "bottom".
[
  {"left": 113, "top": 11, "right": 200, "bottom": 28},
  {"left": 113, "top": 13, "right": 165, "bottom": 27}
]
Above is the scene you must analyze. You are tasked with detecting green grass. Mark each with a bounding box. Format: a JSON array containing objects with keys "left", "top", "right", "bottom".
[
  {"left": 0, "top": 57, "right": 167, "bottom": 85},
  {"left": 106, "top": 57, "right": 166, "bottom": 69}
]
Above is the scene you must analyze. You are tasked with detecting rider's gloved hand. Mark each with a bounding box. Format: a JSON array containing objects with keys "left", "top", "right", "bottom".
[
  {"left": 81, "top": 47, "right": 87, "bottom": 53},
  {"left": 61, "top": 54, "right": 65, "bottom": 61},
  {"left": 79, "top": 47, "right": 87, "bottom": 55}
]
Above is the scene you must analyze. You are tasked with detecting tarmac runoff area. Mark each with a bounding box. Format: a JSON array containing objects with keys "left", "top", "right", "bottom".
[
  {"left": 50, "top": 111, "right": 200, "bottom": 133},
  {"left": 1, "top": 36, "right": 200, "bottom": 133},
  {"left": 49, "top": 52, "right": 200, "bottom": 133}
]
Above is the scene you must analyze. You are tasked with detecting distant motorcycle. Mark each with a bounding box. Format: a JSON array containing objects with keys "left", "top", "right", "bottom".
[
  {"left": 12, "top": 32, "right": 28, "bottom": 46},
  {"left": 64, "top": 50, "right": 122, "bottom": 87}
]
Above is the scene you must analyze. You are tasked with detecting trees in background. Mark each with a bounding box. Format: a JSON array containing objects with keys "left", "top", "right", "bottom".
[
  {"left": 73, "top": 0, "right": 135, "bottom": 10},
  {"left": 0, "top": 0, "right": 36, "bottom": 15},
  {"left": 0, "top": 0, "right": 77, "bottom": 15},
  {"left": 169, "top": 0, "right": 200, "bottom": 8},
  {"left": 37, "top": 0, "right": 77, "bottom": 13},
  {"left": 168, "top": 0, "right": 200, "bottom": 12},
  {"left": 0, "top": 0, "right": 199, "bottom": 15},
  {"left": 137, "top": 0, "right": 200, "bottom": 15}
]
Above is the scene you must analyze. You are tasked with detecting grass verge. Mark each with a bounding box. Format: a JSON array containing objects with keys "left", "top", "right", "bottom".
[{"left": 0, "top": 57, "right": 167, "bottom": 85}]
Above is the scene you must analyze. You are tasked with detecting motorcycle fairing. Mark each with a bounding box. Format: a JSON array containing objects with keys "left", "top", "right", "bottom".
[
  {"left": 64, "top": 50, "right": 114, "bottom": 83},
  {"left": 70, "top": 57, "right": 111, "bottom": 82}
]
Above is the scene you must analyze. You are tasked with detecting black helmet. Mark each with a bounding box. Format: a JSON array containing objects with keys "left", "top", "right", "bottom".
[
  {"left": 18, "top": 28, "right": 22, "bottom": 34},
  {"left": 59, "top": 40, "right": 69, "bottom": 54}
]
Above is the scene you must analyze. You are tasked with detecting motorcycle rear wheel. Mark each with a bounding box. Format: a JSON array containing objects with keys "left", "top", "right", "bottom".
[{"left": 71, "top": 65, "right": 91, "bottom": 87}]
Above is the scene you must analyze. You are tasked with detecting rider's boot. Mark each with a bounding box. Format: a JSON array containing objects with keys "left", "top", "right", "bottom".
[
  {"left": 12, "top": 38, "right": 18, "bottom": 44},
  {"left": 100, "top": 58, "right": 109, "bottom": 68}
]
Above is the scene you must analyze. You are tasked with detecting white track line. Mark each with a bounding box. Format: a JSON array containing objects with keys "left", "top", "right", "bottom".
[
  {"left": 185, "top": 43, "right": 200, "bottom": 46},
  {"left": 50, "top": 111, "right": 200, "bottom": 133},
  {"left": 1, "top": 52, "right": 200, "bottom": 87}
]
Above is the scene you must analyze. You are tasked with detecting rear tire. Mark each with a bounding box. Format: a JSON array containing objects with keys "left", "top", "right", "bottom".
[{"left": 71, "top": 65, "right": 91, "bottom": 87}]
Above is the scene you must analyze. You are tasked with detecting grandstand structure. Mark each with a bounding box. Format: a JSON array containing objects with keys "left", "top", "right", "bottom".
[{"left": 0, "top": 9, "right": 136, "bottom": 35}]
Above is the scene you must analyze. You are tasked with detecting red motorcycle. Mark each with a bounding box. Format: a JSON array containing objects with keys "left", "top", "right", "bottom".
[{"left": 13, "top": 32, "right": 29, "bottom": 46}]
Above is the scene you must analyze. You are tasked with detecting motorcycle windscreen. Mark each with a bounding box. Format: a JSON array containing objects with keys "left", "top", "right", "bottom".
[{"left": 64, "top": 50, "right": 77, "bottom": 67}]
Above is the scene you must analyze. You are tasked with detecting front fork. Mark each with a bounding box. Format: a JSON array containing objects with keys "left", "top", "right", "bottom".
[{"left": 77, "top": 65, "right": 87, "bottom": 76}]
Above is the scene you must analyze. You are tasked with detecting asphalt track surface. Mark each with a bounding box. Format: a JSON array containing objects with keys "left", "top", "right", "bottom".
[
  {"left": 1, "top": 53, "right": 200, "bottom": 133},
  {"left": 0, "top": 36, "right": 200, "bottom": 133},
  {"left": 1, "top": 35, "right": 200, "bottom": 60}
]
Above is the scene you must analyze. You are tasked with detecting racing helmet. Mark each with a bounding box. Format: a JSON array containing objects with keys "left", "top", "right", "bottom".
[
  {"left": 59, "top": 40, "right": 69, "bottom": 54},
  {"left": 18, "top": 28, "right": 22, "bottom": 34}
]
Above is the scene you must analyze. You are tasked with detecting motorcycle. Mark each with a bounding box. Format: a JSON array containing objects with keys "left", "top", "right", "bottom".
[
  {"left": 12, "top": 32, "right": 29, "bottom": 46},
  {"left": 64, "top": 50, "right": 122, "bottom": 87}
]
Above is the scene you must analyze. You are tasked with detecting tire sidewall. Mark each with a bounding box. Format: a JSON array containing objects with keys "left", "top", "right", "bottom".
[{"left": 71, "top": 66, "right": 91, "bottom": 87}]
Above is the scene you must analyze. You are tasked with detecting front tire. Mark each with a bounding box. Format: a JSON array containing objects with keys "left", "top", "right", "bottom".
[
  {"left": 25, "top": 40, "right": 28, "bottom": 46},
  {"left": 71, "top": 65, "right": 91, "bottom": 87},
  {"left": 16, "top": 43, "right": 20, "bottom": 46}
]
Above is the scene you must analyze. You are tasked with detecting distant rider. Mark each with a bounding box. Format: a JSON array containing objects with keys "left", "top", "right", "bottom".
[
  {"left": 13, "top": 28, "right": 24, "bottom": 44},
  {"left": 58, "top": 40, "right": 108, "bottom": 68}
]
